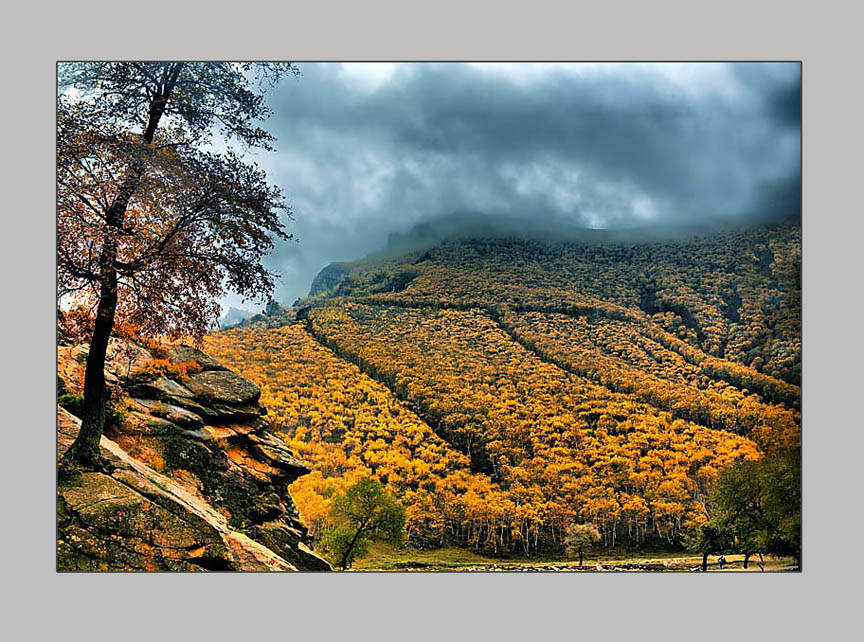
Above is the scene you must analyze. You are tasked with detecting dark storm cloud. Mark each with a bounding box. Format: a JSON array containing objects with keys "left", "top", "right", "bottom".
[{"left": 237, "top": 62, "right": 800, "bottom": 307}]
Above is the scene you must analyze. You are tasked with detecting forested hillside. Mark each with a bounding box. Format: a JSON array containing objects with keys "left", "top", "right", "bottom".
[{"left": 205, "top": 221, "right": 800, "bottom": 556}]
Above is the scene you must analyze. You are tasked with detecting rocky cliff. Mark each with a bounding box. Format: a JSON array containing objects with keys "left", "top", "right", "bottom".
[
  {"left": 57, "top": 339, "right": 331, "bottom": 572},
  {"left": 308, "top": 262, "right": 351, "bottom": 296}
]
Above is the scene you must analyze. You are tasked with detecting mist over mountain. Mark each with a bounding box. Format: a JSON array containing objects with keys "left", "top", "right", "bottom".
[
  {"left": 211, "top": 62, "right": 800, "bottom": 311},
  {"left": 304, "top": 206, "right": 801, "bottom": 298},
  {"left": 379, "top": 209, "right": 800, "bottom": 258}
]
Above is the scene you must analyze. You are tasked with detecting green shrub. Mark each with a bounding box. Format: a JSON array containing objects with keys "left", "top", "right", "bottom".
[
  {"left": 108, "top": 398, "right": 130, "bottom": 426},
  {"left": 58, "top": 393, "right": 84, "bottom": 416}
]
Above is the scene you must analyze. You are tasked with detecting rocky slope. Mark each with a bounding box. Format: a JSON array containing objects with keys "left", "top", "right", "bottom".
[
  {"left": 308, "top": 262, "right": 351, "bottom": 296},
  {"left": 57, "top": 339, "right": 331, "bottom": 571}
]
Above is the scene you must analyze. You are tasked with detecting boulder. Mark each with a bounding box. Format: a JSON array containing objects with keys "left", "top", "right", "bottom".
[
  {"left": 250, "top": 522, "right": 333, "bottom": 572},
  {"left": 204, "top": 401, "right": 267, "bottom": 424},
  {"left": 126, "top": 376, "right": 195, "bottom": 401},
  {"left": 167, "top": 396, "right": 223, "bottom": 421},
  {"left": 247, "top": 431, "right": 311, "bottom": 479},
  {"left": 163, "top": 345, "right": 227, "bottom": 371},
  {"left": 130, "top": 398, "right": 205, "bottom": 428},
  {"left": 184, "top": 370, "right": 261, "bottom": 406}
]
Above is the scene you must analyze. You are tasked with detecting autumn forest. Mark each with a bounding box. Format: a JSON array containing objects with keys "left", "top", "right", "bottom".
[{"left": 205, "top": 222, "right": 801, "bottom": 566}]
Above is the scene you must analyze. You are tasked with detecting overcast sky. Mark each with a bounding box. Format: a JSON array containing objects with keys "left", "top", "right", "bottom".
[{"left": 228, "top": 62, "right": 800, "bottom": 310}]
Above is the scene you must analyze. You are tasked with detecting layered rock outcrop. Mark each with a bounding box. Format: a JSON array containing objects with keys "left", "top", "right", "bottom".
[{"left": 57, "top": 339, "right": 331, "bottom": 572}]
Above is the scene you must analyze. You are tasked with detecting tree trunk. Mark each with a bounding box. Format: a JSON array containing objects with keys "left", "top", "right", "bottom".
[
  {"left": 743, "top": 552, "right": 750, "bottom": 569},
  {"left": 579, "top": 550, "right": 583, "bottom": 567},
  {"left": 60, "top": 149, "right": 136, "bottom": 471},
  {"left": 702, "top": 551, "right": 708, "bottom": 572},
  {"left": 339, "top": 523, "right": 368, "bottom": 571},
  {"left": 59, "top": 65, "right": 182, "bottom": 471},
  {"left": 60, "top": 247, "right": 118, "bottom": 470}
]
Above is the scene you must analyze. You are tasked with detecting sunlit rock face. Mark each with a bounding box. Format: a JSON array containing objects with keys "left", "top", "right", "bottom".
[{"left": 56, "top": 340, "right": 331, "bottom": 572}]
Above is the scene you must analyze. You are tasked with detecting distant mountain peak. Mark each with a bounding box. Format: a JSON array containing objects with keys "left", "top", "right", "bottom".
[{"left": 219, "top": 306, "right": 255, "bottom": 329}]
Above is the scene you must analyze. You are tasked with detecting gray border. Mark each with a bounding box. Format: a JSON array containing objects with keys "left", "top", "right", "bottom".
[{"left": 3, "top": 1, "right": 861, "bottom": 641}]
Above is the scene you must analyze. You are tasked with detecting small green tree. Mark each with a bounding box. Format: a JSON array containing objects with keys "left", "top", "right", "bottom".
[
  {"left": 564, "top": 523, "right": 601, "bottom": 567},
  {"left": 686, "top": 521, "right": 733, "bottom": 571},
  {"left": 321, "top": 478, "right": 406, "bottom": 570}
]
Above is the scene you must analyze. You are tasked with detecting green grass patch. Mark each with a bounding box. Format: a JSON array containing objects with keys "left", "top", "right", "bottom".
[
  {"left": 58, "top": 393, "right": 84, "bottom": 416},
  {"left": 351, "top": 542, "right": 498, "bottom": 570}
]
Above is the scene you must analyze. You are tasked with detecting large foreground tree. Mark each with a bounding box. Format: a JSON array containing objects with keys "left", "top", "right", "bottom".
[{"left": 58, "top": 62, "right": 298, "bottom": 471}]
